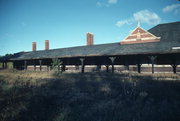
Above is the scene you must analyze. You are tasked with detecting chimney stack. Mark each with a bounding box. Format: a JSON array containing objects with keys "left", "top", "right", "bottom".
[
  {"left": 87, "top": 32, "right": 94, "bottom": 45},
  {"left": 32, "top": 42, "right": 36, "bottom": 51},
  {"left": 45, "top": 40, "right": 49, "bottom": 50}
]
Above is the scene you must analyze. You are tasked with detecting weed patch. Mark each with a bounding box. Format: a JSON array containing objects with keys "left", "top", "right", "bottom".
[{"left": 0, "top": 70, "right": 180, "bottom": 121}]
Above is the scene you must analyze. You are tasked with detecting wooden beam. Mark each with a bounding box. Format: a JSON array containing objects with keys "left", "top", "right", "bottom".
[
  {"left": 148, "top": 56, "right": 157, "bottom": 74},
  {"left": 58, "top": 59, "right": 61, "bottom": 72},
  {"left": 5, "top": 62, "right": 7, "bottom": 69},
  {"left": 136, "top": 56, "right": 142, "bottom": 73},
  {"left": 2, "top": 62, "right": 5, "bottom": 69},
  {"left": 105, "top": 65, "right": 109, "bottom": 72},
  {"left": 24, "top": 60, "right": 27, "bottom": 70},
  {"left": 61, "top": 65, "right": 66, "bottom": 72},
  {"left": 124, "top": 56, "right": 129, "bottom": 71},
  {"left": 171, "top": 64, "right": 178, "bottom": 74},
  {"left": 75, "top": 65, "right": 79, "bottom": 70},
  {"left": 109, "top": 57, "right": 116, "bottom": 74},
  {"left": 124, "top": 64, "right": 129, "bottom": 71},
  {"left": 34, "top": 61, "right": 36, "bottom": 71},
  {"left": 137, "top": 64, "right": 142, "bottom": 73},
  {"left": 47, "top": 65, "right": 49, "bottom": 71},
  {"left": 13, "top": 62, "right": 15, "bottom": 69},
  {"left": 96, "top": 65, "right": 101, "bottom": 71},
  {"left": 39, "top": 60, "right": 42, "bottom": 71},
  {"left": 80, "top": 58, "right": 85, "bottom": 73},
  {"left": 171, "top": 57, "right": 178, "bottom": 74}
]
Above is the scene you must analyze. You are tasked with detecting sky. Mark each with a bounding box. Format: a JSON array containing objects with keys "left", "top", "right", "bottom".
[{"left": 0, "top": 0, "right": 180, "bottom": 55}]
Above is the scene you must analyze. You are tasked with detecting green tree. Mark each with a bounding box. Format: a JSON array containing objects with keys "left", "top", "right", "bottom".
[{"left": 51, "top": 58, "right": 62, "bottom": 71}]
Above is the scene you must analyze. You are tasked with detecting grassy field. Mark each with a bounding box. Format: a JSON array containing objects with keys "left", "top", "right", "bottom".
[{"left": 0, "top": 69, "right": 180, "bottom": 121}]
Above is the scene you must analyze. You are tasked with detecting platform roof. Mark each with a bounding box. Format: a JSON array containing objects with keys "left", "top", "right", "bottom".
[{"left": 0, "top": 22, "right": 180, "bottom": 61}]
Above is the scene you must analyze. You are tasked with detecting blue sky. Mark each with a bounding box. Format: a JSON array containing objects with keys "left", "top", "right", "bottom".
[{"left": 0, "top": 0, "right": 179, "bottom": 55}]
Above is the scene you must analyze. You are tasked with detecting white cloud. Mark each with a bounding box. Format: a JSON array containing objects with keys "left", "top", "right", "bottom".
[
  {"left": 162, "top": 4, "right": 180, "bottom": 13},
  {"left": 97, "top": 0, "right": 118, "bottom": 7},
  {"left": 133, "top": 9, "right": 161, "bottom": 25},
  {"left": 116, "top": 9, "right": 161, "bottom": 27},
  {"left": 96, "top": 2, "right": 102, "bottom": 7},
  {"left": 116, "top": 19, "right": 133, "bottom": 27},
  {"left": 108, "top": 0, "right": 118, "bottom": 4}
]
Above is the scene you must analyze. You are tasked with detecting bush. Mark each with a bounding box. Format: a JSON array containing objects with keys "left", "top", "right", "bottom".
[{"left": 51, "top": 58, "right": 62, "bottom": 72}]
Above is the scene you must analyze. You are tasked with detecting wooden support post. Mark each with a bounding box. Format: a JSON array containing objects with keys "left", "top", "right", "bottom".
[
  {"left": 171, "top": 64, "right": 178, "bottom": 74},
  {"left": 34, "top": 61, "right": 36, "bottom": 71},
  {"left": 148, "top": 56, "right": 157, "bottom": 74},
  {"left": 39, "top": 60, "right": 42, "bottom": 71},
  {"left": 58, "top": 59, "right": 61, "bottom": 72},
  {"left": 5, "top": 62, "right": 7, "bottom": 69},
  {"left": 75, "top": 65, "right": 79, "bottom": 70},
  {"left": 13, "top": 62, "right": 15, "bottom": 69},
  {"left": 49, "top": 66, "right": 51, "bottom": 71},
  {"left": 34, "top": 65, "right": 36, "bottom": 71},
  {"left": 58, "top": 65, "right": 60, "bottom": 71},
  {"left": 61, "top": 65, "right": 64, "bottom": 72},
  {"left": 127, "top": 65, "right": 129, "bottom": 71},
  {"left": 24, "top": 60, "right": 27, "bottom": 70},
  {"left": 124, "top": 64, "right": 129, "bottom": 71},
  {"left": 137, "top": 64, "right": 142, "bottom": 73},
  {"left": 47, "top": 65, "right": 49, "bottom": 71},
  {"left": 80, "top": 58, "right": 85, "bottom": 73},
  {"left": 96, "top": 65, "right": 101, "bottom": 71},
  {"left": 61, "top": 65, "right": 66, "bottom": 72},
  {"left": 109, "top": 57, "right": 116, "bottom": 74},
  {"left": 105, "top": 65, "right": 109, "bottom": 72},
  {"left": 2, "top": 62, "right": 5, "bottom": 69}
]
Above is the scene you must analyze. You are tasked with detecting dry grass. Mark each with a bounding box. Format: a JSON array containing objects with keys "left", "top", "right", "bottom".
[
  {"left": 0, "top": 69, "right": 54, "bottom": 79},
  {"left": 0, "top": 69, "right": 55, "bottom": 86},
  {"left": 0, "top": 69, "right": 179, "bottom": 82},
  {"left": 0, "top": 69, "right": 180, "bottom": 121}
]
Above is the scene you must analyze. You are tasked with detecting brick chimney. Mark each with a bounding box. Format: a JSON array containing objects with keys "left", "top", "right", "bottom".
[
  {"left": 45, "top": 40, "right": 49, "bottom": 50},
  {"left": 32, "top": 42, "right": 36, "bottom": 51},
  {"left": 87, "top": 32, "right": 94, "bottom": 45}
]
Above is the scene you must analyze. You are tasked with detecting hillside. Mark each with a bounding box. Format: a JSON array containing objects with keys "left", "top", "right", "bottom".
[{"left": 0, "top": 70, "right": 180, "bottom": 121}]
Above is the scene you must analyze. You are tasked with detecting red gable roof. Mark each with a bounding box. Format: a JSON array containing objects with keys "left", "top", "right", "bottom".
[{"left": 120, "top": 24, "right": 161, "bottom": 44}]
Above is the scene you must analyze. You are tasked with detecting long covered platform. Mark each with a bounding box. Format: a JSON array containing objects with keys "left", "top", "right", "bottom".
[{"left": 0, "top": 22, "right": 180, "bottom": 74}]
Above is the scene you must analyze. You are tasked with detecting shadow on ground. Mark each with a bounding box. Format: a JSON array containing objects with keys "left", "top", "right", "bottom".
[{"left": 0, "top": 72, "right": 180, "bottom": 121}]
